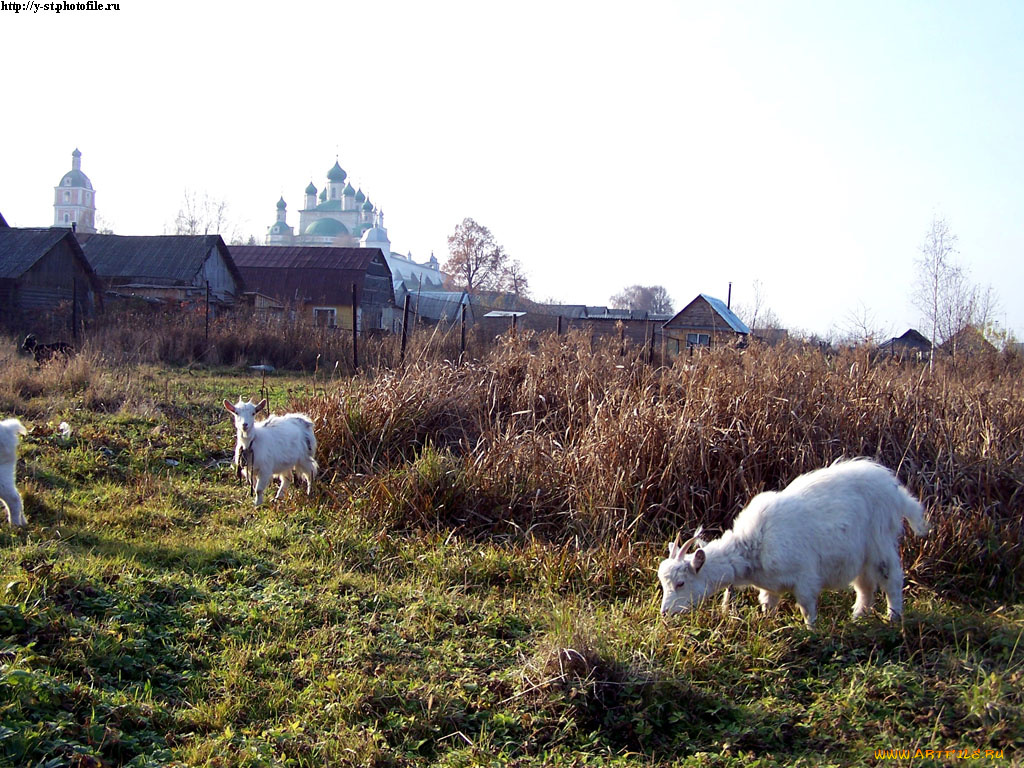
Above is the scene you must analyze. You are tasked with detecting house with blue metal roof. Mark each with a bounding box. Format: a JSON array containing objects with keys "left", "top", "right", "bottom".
[{"left": 662, "top": 294, "right": 750, "bottom": 354}]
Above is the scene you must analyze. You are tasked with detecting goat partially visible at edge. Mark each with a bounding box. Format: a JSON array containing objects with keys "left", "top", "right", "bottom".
[
  {"left": 224, "top": 398, "right": 318, "bottom": 507},
  {"left": 658, "top": 459, "right": 930, "bottom": 626},
  {"left": 0, "top": 418, "right": 28, "bottom": 527}
]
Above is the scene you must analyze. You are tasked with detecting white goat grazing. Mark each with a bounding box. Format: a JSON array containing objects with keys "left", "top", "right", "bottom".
[
  {"left": 658, "top": 459, "right": 930, "bottom": 626},
  {"left": 0, "top": 418, "right": 28, "bottom": 527},
  {"left": 224, "top": 398, "right": 318, "bottom": 507}
]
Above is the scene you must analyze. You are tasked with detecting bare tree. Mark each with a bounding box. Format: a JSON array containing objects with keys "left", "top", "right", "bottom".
[
  {"left": 444, "top": 218, "right": 511, "bottom": 293},
  {"left": 732, "top": 280, "right": 782, "bottom": 332},
  {"left": 839, "top": 301, "right": 891, "bottom": 346},
  {"left": 501, "top": 259, "right": 531, "bottom": 299},
  {"left": 911, "top": 215, "right": 1000, "bottom": 366},
  {"left": 172, "top": 189, "right": 236, "bottom": 239},
  {"left": 609, "top": 284, "right": 674, "bottom": 314}
]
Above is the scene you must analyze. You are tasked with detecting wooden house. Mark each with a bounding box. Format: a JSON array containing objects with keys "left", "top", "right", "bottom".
[
  {"left": 662, "top": 294, "right": 750, "bottom": 354},
  {"left": 228, "top": 245, "right": 394, "bottom": 333},
  {"left": 876, "top": 329, "right": 932, "bottom": 361},
  {"left": 78, "top": 234, "right": 244, "bottom": 313},
  {"left": 0, "top": 227, "right": 103, "bottom": 335},
  {"left": 940, "top": 326, "right": 996, "bottom": 358}
]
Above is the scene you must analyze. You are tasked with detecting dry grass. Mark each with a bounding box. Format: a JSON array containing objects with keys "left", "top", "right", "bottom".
[{"left": 310, "top": 332, "right": 1024, "bottom": 602}]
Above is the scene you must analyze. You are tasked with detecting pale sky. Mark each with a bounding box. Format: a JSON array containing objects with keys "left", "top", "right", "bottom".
[{"left": 2, "top": 0, "right": 1021, "bottom": 339}]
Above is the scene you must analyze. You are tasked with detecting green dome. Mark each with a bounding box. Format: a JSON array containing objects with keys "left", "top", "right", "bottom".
[
  {"left": 305, "top": 218, "right": 350, "bottom": 237},
  {"left": 305, "top": 182, "right": 317, "bottom": 195},
  {"left": 343, "top": 183, "right": 356, "bottom": 197},
  {"left": 327, "top": 161, "right": 347, "bottom": 182},
  {"left": 355, "top": 188, "right": 366, "bottom": 203},
  {"left": 276, "top": 196, "right": 287, "bottom": 210},
  {"left": 361, "top": 200, "right": 373, "bottom": 212},
  {"left": 319, "top": 188, "right": 327, "bottom": 202}
]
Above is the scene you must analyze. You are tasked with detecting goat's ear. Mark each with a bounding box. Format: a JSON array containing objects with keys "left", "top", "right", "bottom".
[
  {"left": 256, "top": 398, "right": 268, "bottom": 413},
  {"left": 693, "top": 548, "right": 706, "bottom": 574},
  {"left": 223, "top": 400, "right": 236, "bottom": 414}
]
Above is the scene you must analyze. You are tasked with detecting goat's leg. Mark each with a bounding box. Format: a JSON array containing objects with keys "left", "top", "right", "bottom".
[
  {"left": 852, "top": 573, "right": 877, "bottom": 619},
  {"left": 253, "top": 473, "right": 270, "bottom": 507},
  {"left": 880, "top": 551, "right": 904, "bottom": 622},
  {"left": 758, "top": 589, "right": 780, "bottom": 614},
  {"left": 0, "top": 484, "right": 26, "bottom": 527},
  {"left": 793, "top": 586, "right": 818, "bottom": 627},
  {"left": 275, "top": 472, "right": 292, "bottom": 500}
]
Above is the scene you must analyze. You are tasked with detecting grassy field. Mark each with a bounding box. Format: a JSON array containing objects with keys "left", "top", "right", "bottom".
[{"left": 0, "top": 333, "right": 1021, "bottom": 767}]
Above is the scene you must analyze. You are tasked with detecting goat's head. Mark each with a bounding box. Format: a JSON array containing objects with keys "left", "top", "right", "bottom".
[
  {"left": 223, "top": 398, "right": 268, "bottom": 439},
  {"left": 658, "top": 530, "right": 710, "bottom": 616},
  {"left": 21, "top": 334, "right": 37, "bottom": 352}
]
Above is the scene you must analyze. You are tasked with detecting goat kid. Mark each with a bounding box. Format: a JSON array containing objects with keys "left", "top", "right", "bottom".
[
  {"left": 658, "top": 459, "right": 930, "bottom": 626},
  {"left": 0, "top": 418, "right": 28, "bottom": 527},
  {"left": 224, "top": 398, "right": 318, "bottom": 507}
]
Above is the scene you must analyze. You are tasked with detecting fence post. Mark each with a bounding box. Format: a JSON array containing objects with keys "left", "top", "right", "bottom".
[
  {"left": 460, "top": 302, "right": 467, "bottom": 361},
  {"left": 557, "top": 315, "right": 563, "bottom": 336},
  {"left": 205, "top": 281, "right": 210, "bottom": 343},
  {"left": 400, "top": 294, "right": 411, "bottom": 365},
  {"left": 71, "top": 277, "right": 79, "bottom": 341},
  {"left": 352, "top": 283, "right": 359, "bottom": 371},
  {"left": 648, "top": 320, "right": 655, "bottom": 365}
]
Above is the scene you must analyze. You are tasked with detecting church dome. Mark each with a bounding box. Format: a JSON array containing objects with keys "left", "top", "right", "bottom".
[
  {"left": 305, "top": 218, "right": 350, "bottom": 237},
  {"left": 59, "top": 169, "right": 93, "bottom": 190},
  {"left": 361, "top": 225, "right": 388, "bottom": 243},
  {"left": 305, "top": 181, "right": 317, "bottom": 195},
  {"left": 361, "top": 200, "right": 374, "bottom": 212},
  {"left": 59, "top": 148, "right": 93, "bottom": 189},
  {"left": 327, "top": 161, "right": 347, "bottom": 182},
  {"left": 276, "top": 196, "right": 287, "bottom": 210},
  {"left": 355, "top": 188, "right": 366, "bottom": 203},
  {"left": 343, "top": 183, "right": 356, "bottom": 197}
]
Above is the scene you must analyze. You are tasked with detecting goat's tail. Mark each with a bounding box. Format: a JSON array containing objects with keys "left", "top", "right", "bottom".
[{"left": 902, "top": 494, "right": 930, "bottom": 537}]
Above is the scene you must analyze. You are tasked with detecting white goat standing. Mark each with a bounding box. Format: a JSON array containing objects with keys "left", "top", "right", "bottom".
[
  {"left": 658, "top": 459, "right": 930, "bottom": 626},
  {"left": 224, "top": 398, "right": 318, "bottom": 507},
  {"left": 0, "top": 418, "right": 28, "bottom": 527}
]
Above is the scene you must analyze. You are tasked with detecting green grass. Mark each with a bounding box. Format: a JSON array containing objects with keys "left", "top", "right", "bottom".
[{"left": 0, "top": 360, "right": 1021, "bottom": 767}]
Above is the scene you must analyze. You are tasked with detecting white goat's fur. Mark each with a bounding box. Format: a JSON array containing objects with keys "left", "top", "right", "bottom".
[
  {"left": 0, "top": 418, "right": 28, "bottom": 527},
  {"left": 658, "top": 459, "right": 930, "bottom": 626},
  {"left": 224, "top": 398, "right": 318, "bottom": 507}
]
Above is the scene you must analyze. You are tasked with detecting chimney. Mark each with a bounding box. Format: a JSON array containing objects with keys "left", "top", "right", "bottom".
[{"left": 727, "top": 281, "right": 732, "bottom": 309}]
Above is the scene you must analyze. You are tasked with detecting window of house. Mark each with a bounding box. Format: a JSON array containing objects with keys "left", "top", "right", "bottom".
[
  {"left": 686, "top": 333, "right": 710, "bottom": 348},
  {"left": 64, "top": 191, "right": 70, "bottom": 202},
  {"left": 313, "top": 307, "right": 336, "bottom": 327}
]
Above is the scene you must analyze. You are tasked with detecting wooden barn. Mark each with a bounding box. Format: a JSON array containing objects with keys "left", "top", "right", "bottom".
[
  {"left": 228, "top": 245, "right": 395, "bottom": 333},
  {"left": 0, "top": 227, "right": 103, "bottom": 336},
  {"left": 78, "top": 234, "right": 244, "bottom": 313},
  {"left": 662, "top": 294, "right": 750, "bottom": 354}
]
